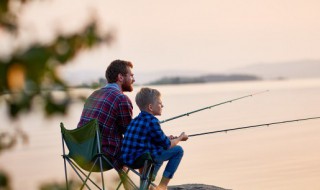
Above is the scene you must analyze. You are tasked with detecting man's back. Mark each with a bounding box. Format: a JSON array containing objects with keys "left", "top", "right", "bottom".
[{"left": 78, "top": 84, "right": 133, "bottom": 158}]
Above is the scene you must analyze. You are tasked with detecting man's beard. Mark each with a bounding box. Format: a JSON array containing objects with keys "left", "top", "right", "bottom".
[{"left": 122, "top": 81, "right": 133, "bottom": 92}]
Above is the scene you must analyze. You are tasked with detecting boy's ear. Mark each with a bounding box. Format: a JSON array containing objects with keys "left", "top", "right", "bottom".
[{"left": 147, "top": 103, "right": 153, "bottom": 111}]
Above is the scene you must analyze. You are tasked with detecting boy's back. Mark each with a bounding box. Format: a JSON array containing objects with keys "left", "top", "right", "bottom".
[{"left": 121, "top": 111, "right": 171, "bottom": 166}]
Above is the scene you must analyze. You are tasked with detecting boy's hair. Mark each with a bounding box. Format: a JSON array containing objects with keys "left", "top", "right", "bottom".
[
  {"left": 105, "top": 60, "right": 133, "bottom": 83},
  {"left": 135, "top": 87, "right": 161, "bottom": 111}
]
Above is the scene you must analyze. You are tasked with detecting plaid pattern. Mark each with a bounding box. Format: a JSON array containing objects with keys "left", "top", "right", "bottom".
[
  {"left": 77, "top": 84, "right": 133, "bottom": 167},
  {"left": 121, "top": 111, "right": 171, "bottom": 166}
]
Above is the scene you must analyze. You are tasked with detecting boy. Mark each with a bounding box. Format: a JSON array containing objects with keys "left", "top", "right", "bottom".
[{"left": 121, "top": 87, "right": 188, "bottom": 190}]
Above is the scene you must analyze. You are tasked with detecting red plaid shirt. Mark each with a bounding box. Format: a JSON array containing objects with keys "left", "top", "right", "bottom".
[{"left": 77, "top": 84, "right": 133, "bottom": 161}]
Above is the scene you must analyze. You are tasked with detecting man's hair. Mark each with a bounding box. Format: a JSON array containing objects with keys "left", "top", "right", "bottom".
[
  {"left": 135, "top": 87, "right": 161, "bottom": 111},
  {"left": 105, "top": 60, "right": 133, "bottom": 83}
]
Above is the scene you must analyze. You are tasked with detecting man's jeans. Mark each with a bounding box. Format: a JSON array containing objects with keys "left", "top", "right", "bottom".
[{"left": 153, "top": 145, "right": 184, "bottom": 179}]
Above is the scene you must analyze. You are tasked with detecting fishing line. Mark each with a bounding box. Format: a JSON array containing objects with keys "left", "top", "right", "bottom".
[
  {"left": 188, "top": 116, "right": 320, "bottom": 137},
  {"left": 160, "top": 90, "right": 269, "bottom": 124}
]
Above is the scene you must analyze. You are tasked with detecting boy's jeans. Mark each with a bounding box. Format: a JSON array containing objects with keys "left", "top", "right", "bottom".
[{"left": 152, "top": 145, "right": 184, "bottom": 179}]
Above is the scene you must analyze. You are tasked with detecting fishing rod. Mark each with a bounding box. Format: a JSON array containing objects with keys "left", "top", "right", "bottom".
[
  {"left": 188, "top": 116, "right": 320, "bottom": 137},
  {"left": 159, "top": 90, "right": 269, "bottom": 124}
]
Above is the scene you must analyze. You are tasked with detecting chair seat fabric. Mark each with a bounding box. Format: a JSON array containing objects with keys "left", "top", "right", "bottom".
[{"left": 61, "top": 119, "right": 113, "bottom": 172}]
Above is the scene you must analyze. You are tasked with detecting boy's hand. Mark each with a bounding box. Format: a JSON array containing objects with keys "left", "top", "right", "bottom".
[
  {"left": 169, "top": 132, "right": 189, "bottom": 148},
  {"left": 179, "top": 132, "right": 189, "bottom": 141},
  {"left": 168, "top": 135, "right": 178, "bottom": 140}
]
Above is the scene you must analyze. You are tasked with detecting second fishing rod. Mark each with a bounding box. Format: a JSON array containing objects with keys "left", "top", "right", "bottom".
[
  {"left": 159, "top": 90, "right": 269, "bottom": 124},
  {"left": 188, "top": 116, "right": 320, "bottom": 137}
]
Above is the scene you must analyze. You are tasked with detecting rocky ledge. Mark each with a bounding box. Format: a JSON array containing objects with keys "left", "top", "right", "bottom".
[{"left": 168, "top": 184, "right": 231, "bottom": 190}]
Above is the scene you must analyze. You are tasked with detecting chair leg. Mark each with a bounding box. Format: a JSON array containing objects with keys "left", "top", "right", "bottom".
[
  {"left": 119, "top": 169, "right": 140, "bottom": 190},
  {"left": 140, "top": 161, "right": 154, "bottom": 190},
  {"left": 66, "top": 158, "right": 102, "bottom": 190},
  {"left": 98, "top": 156, "right": 106, "bottom": 190},
  {"left": 147, "top": 165, "right": 155, "bottom": 188},
  {"left": 62, "top": 135, "right": 70, "bottom": 190},
  {"left": 79, "top": 170, "right": 94, "bottom": 190},
  {"left": 66, "top": 160, "right": 92, "bottom": 190},
  {"left": 62, "top": 156, "right": 69, "bottom": 190},
  {"left": 116, "top": 169, "right": 129, "bottom": 190},
  {"left": 79, "top": 158, "right": 106, "bottom": 190}
]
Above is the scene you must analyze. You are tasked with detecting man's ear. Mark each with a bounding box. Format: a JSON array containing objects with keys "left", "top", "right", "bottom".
[{"left": 117, "top": 73, "right": 124, "bottom": 82}]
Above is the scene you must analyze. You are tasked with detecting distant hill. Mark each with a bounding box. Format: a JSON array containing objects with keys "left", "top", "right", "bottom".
[
  {"left": 147, "top": 74, "right": 260, "bottom": 85},
  {"left": 135, "top": 70, "right": 207, "bottom": 85},
  {"left": 62, "top": 59, "right": 320, "bottom": 86},
  {"left": 226, "top": 59, "right": 320, "bottom": 79},
  {"left": 138, "top": 60, "right": 320, "bottom": 85}
]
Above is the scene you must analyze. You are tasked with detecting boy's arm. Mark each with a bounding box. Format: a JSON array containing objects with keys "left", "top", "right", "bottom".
[
  {"left": 149, "top": 121, "right": 171, "bottom": 149},
  {"left": 169, "top": 132, "right": 188, "bottom": 148}
]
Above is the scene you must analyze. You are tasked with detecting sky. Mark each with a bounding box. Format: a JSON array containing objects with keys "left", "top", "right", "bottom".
[{"left": 2, "top": 0, "right": 320, "bottom": 84}]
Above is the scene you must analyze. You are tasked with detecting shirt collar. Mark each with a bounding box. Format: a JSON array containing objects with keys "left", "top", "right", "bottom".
[
  {"left": 140, "top": 111, "right": 160, "bottom": 123},
  {"left": 140, "top": 111, "right": 155, "bottom": 118},
  {"left": 105, "top": 83, "right": 121, "bottom": 91},
  {"left": 140, "top": 111, "right": 151, "bottom": 115}
]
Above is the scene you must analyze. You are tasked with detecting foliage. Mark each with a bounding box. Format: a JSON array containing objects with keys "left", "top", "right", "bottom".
[
  {"left": 0, "top": 1, "right": 114, "bottom": 188},
  {"left": 0, "top": 170, "right": 11, "bottom": 190},
  {"left": 0, "top": 0, "right": 114, "bottom": 119}
]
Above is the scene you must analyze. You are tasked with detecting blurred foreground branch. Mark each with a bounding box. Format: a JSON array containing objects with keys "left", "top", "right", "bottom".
[{"left": 0, "top": 0, "right": 114, "bottom": 119}]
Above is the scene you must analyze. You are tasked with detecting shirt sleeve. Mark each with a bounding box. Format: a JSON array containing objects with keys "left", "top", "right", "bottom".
[
  {"left": 117, "top": 95, "right": 133, "bottom": 134},
  {"left": 148, "top": 119, "right": 171, "bottom": 150}
]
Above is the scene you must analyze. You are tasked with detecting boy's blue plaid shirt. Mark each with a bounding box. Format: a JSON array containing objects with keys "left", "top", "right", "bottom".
[{"left": 121, "top": 111, "right": 171, "bottom": 165}]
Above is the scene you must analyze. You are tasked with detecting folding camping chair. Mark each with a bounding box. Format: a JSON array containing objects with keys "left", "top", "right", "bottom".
[{"left": 60, "top": 119, "right": 155, "bottom": 190}]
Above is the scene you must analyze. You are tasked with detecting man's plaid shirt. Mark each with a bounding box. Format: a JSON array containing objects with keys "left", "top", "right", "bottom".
[
  {"left": 121, "top": 111, "right": 171, "bottom": 166},
  {"left": 77, "top": 84, "right": 133, "bottom": 160}
]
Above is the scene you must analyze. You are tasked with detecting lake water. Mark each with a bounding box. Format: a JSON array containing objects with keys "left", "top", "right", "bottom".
[{"left": 1, "top": 78, "right": 320, "bottom": 190}]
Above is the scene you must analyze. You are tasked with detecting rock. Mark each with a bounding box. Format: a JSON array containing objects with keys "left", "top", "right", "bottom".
[{"left": 168, "top": 184, "right": 231, "bottom": 190}]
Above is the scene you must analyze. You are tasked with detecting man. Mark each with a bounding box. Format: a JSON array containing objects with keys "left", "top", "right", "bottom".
[{"left": 77, "top": 59, "right": 135, "bottom": 169}]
